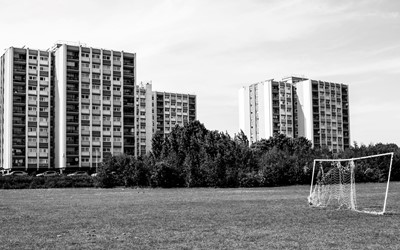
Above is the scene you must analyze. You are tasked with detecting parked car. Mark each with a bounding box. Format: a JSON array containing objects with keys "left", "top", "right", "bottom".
[
  {"left": 36, "top": 171, "right": 59, "bottom": 177},
  {"left": 91, "top": 173, "right": 98, "bottom": 177},
  {"left": 67, "top": 171, "right": 88, "bottom": 177},
  {"left": 3, "top": 171, "right": 28, "bottom": 176}
]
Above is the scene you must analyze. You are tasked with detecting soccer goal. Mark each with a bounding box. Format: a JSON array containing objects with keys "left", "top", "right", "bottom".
[{"left": 308, "top": 152, "right": 394, "bottom": 215}]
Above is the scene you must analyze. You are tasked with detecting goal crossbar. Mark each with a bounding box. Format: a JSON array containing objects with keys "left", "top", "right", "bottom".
[{"left": 309, "top": 152, "right": 394, "bottom": 215}]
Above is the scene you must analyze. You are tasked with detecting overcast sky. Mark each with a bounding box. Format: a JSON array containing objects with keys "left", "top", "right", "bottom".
[{"left": 1, "top": 0, "right": 399, "bottom": 146}]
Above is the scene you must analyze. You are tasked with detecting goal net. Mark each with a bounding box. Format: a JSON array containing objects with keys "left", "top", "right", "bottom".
[{"left": 308, "top": 152, "right": 394, "bottom": 215}]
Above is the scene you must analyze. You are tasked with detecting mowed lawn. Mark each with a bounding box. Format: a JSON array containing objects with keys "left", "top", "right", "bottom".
[{"left": 1, "top": 183, "right": 400, "bottom": 249}]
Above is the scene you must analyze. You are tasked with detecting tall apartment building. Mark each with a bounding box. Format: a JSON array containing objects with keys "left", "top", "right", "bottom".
[
  {"left": 1, "top": 43, "right": 198, "bottom": 171},
  {"left": 136, "top": 82, "right": 197, "bottom": 155},
  {"left": 0, "top": 47, "right": 54, "bottom": 171},
  {"left": 239, "top": 76, "right": 350, "bottom": 152},
  {"left": 52, "top": 44, "right": 136, "bottom": 170},
  {"left": 238, "top": 79, "right": 297, "bottom": 143},
  {"left": 136, "top": 82, "right": 153, "bottom": 156},
  {"left": 296, "top": 79, "right": 350, "bottom": 153}
]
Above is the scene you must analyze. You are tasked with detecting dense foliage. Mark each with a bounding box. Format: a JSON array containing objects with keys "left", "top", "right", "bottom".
[
  {"left": 96, "top": 120, "right": 400, "bottom": 188},
  {"left": 0, "top": 176, "right": 94, "bottom": 189}
]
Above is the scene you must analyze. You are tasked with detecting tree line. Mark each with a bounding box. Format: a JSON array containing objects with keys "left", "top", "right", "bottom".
[{"left": 97, "top": 121, "right": 400, "bottom": 188}]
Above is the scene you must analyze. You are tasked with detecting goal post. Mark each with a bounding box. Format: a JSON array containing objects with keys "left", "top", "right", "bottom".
[{"left": 308, "top": 152, "right": 394, "bottom": 215}]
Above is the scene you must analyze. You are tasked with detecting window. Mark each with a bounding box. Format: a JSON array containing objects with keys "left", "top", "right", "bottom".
[
  {"left": 103, "top": 127, "right": 110, "bottom": 131},
  {"left": 82, "top": 126, "right": 90, "bottom": 131},
  {"left": 113, "top": 127, "right": 121, "bottom": 132},
  {"left": 29, "top": 75, "right": 37, "bottom": 80},
  {"left": 103, "top": 55, "right": 111, "bottom": 60},
  {"left": 92, "top": 74, "right": 100, "bottom": 79},
  {"left": 29, "top": 65, "right": 37, "bottom": 70},
  {"left": 81, "top": 105, "right": 89, "bottom": 110},
  {"left": 113, "top": 97, "right": 121, "bottom": 102},
  {"left": 82, "top": 115, "right": 90, "bottom": 120},
  {"left": 92, "top": 126, "right": 101, "bottom": 131},
  {"left": 93, "top": 137, "right": 100, "bottom": 142},
  {"left": 113, "top": 87, "right": 120, "bottom": 91},
  {"left": 28, "top": 117, "right": 37, "bottom": 122},
  {"left": 82, "top": 147, "right": 90, "bottom": 152},
  {"left": 28, "top": 138, "right": 37, "bottom": 143},
  {"left": 82, "top": 62, "right": 90, "bottom": 68},
  {"left": 103, "top": 137, "right": 111, "bottom": 142},
  {"left": 103, "top": 116, "right": 111, "bottom": 121},
  {"left": 103, "top": 106, "right": 111, "bottom": 111},
  {"left": 113, "top": 117, "right": 121, "bottom": 122},
  {"left": 113, "top": 77, "right": 120, "bottom": 81},
  {"left": 82, "top": 52, "right": 90, "bottom": 58},
  {"left": 39, "top": 138, "right": 48, "bottom": 143},
  {"left": 103, "top": 86, "right": 111, "bottom": 91},
  {"left": 39, "top": 107, "right": 48, "bottom": 112},
  {"left": 113, "top": 66, "right": 120, "bottom": 71},
  {"left": 81, "top": 83, "right": 90, "bottom": 89},
  {"left": 92, "top": 54, "right": 100, "bottom": 59},
  {"left": 113, "top": 56, "right": 120, "bottom": 61},
  {"left": 103, "top": 75, "right": 110, "bottom": 80},
  {"left": 103, "top": 65, "right": 111, "bottom": 70},
  {"left": 82, "top": 94, "right": 89, "bottom": 99},
  {"left": 28, "top": 158, "right": 37, "bottom": 164},
  {"left": 92, "top": 106, "right": 100, "bottom": 111},
  {"left": 29, "top": 55, "right": 37, "bottom": 60},
  {"left": 29, "top": 148, "right": 37, "bottom": 153},
  {"left": 113, "top": 107, "right": 120, "bottom": 112},
  {"left": 82, "top": 136, "right": 90, "bottom": 141},
  {"left": 40, "top": 56, "right": 48, "bottom": 61},
  {"left": 92, "top": 84, "right": 100, "bottom": 90}
]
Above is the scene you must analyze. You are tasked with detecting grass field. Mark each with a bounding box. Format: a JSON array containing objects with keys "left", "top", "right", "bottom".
[{"left": 1, "top": 183, "right": 400, "bottom": 249}]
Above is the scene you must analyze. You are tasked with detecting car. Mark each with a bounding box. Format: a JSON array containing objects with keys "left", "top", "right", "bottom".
[
  {"left": 67, "top": 171, "right": 88, "bottom": 177},
  {"left": 36, "top": 171, "right": 59, "bottom": 177},
  {"left": 91, "top": 173, "right": 98, "bottom": 177},
  {"left": 3, "top": 171, "right": 28, "bottom": 176}
]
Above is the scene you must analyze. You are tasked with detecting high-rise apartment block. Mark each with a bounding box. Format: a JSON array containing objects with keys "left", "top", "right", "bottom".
[
  {"left": 0, "top": 43, "right": 197, "bottom": 172},
  {"left": 0, "top": 48, "right": 54, "bottom": 171},
  {"left": 136, "top": 82, "right": 197, "bottom": 155},
  {"left": 239, "top": 76, "right": 350, "bottom": 152}
]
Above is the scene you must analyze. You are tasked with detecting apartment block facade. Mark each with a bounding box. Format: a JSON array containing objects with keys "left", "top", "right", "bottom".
[
  {"left": 239, "top": 76, "right": 350, "bottom": 152},
  {"left": 0, "top": 47, "right": 54, "bottom": 171},
  {"left": 238, "top": 79, "right": 297, "bottom": 143},
  {"left": 53, "top": 44, "right": 136, "bottom": 171},
  {"left": 1, "top": 43, "right": 198, "bottom": 171},
  {"left": 136, "top": 82, "right": 197, "bottom": 155}
]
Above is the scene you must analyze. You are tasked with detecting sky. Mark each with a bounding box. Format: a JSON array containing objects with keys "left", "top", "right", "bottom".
[{"left": 1, "top": 0, "right": 399, "bottom": 146}]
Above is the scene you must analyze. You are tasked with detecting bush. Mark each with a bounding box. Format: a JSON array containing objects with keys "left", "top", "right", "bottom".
[{"left": 0, "top": 176, "right": 94, "bottom": 189}]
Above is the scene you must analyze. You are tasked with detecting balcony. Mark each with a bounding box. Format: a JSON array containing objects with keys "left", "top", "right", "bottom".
[
  {"left": 103, "top": 110, "right": 111, "bottom": 115},
  {"left": 113, "top": 101, "right": 121, "bottom": 106},
  {"left": 39, "top": 121, "right": 48, "bottom": 126},
  {"left": 40, "top": 90, "right": 49, "bottom": 96},
  {"left": 92, "top": 68, "right": 101, "bottom": 73},
  {"left": 39, "top": 60, "right": 48, "bottom": 65},
  {"left": 82, "top": 130, "right": 90, "bottom": 135},
  {"left": 81, "top": 151, "right": 90, "bottom": 156},
  {"left": 103, "top": 100, "right": 111, "bottom": 105},
  {"left": 82, "top": 109, "right": 90, "bottom": 114},
  {"left": 40, "top": 80, "right": 49, "bottom": 86},
  {"left": 81, "top": 162, "right": 90, "bottom": 167},
  {"left": 81, "top": 57, "right": 90, "bottom": 62},
  {"left": 103, "top": 120, "right": 111, "bottom": 126},
  {"left": 113, "top": 131, "right": 122, "bottom": 137},
  {"left": 113, "top": 80, "right": 121, "bottom": 86},
  {"left": 103, "top": 131, "right": 111, "bottom": 136},
  {"left": 28, "top": 90, "right": 37, "bottom": 95},
  {"left": 113, "top": 142, "right": 122, "bottom": 147},
  {"left": 92, "top": 110, "right": 101, "bottom": 115},
  {"left": 82, "top": 77, "right": 90, "bottom": 82},
  {"left": 92, "top": 120, "right": 101, "bottom": 125},
  {"left": 113, "top": 121, "right": 121, "bottom": 126},
  {"left": 39, "top": 132, "right": 48, "bottom": 137},
  {"left": 92, "top": 99, "right": 101, "bottom": 105},
  {"left": 39, "top": 152, "right": 48, "bottom": 157},
  {"left": 28, "top": 131, "right": 37, "bottom": 136},
  {"left": 28, "top": 59, "right": 37, "bottom": 64},
  {"left": 113, "top": 90, "right": 121, "bottom": 96},
  {"left": 28, "top": 141, "right": 36, "bottom": 147},
  {"left": 82, "top": 141, "right": 90, "bottom": 146},
  {"left": 82, "top": 67, "right": 90, "bottom": 72},
  {"left": 81, "top": 98, "right": 90, "bottom": 104},
  {"left": 92, "top": 88, "right": 100, "bottom": 94},
  {"left": 93, "top": 141, "right": 101, "bottom": 146}
]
